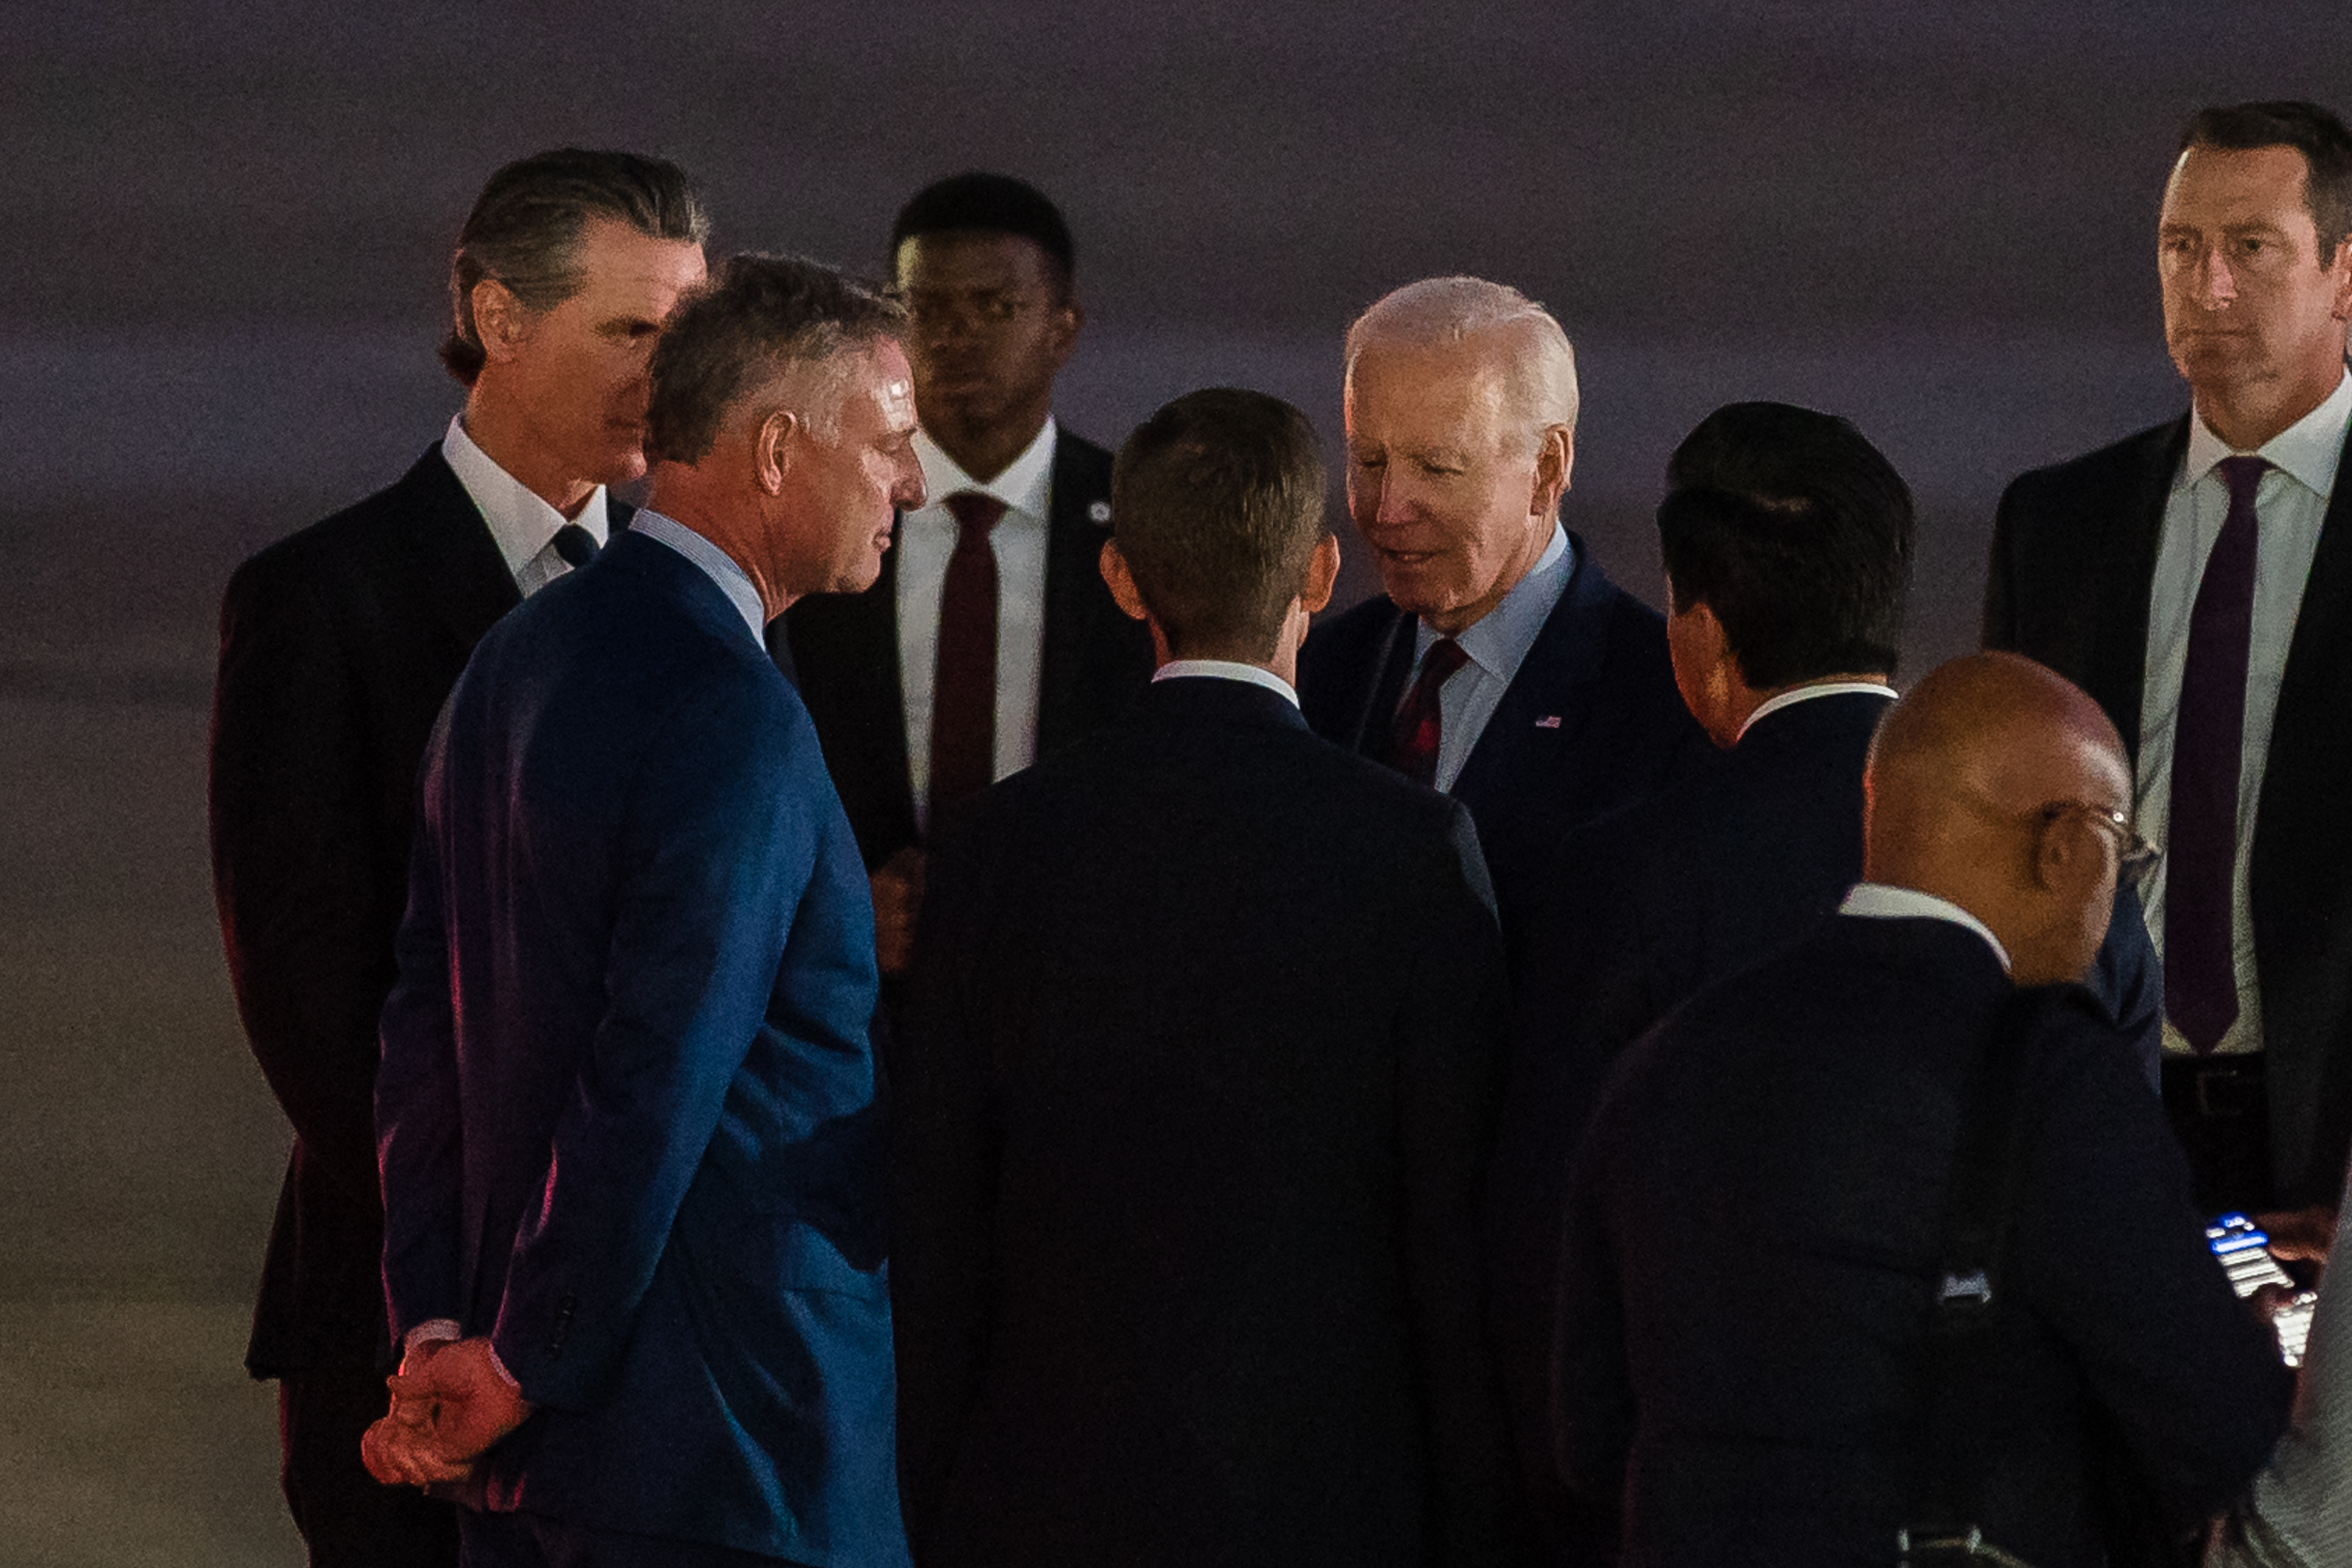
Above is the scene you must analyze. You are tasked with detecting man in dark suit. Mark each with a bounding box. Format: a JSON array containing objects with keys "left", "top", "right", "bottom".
[
  {"left": 1486, "top": 403, "right": 1914, "bottom": 1551},
  {"left": 367, "top": 256, "right": 921, "bottom": 1567},
  {"left": 777, "top": 173, "right": 1153, "bottom": 981},
  {"left": 208, "top": 150, "right": 707, "bottom": 1567},
  {"left": 1986, "top": 101, "right": 2352, "bottom": 1222},
  {"left": 1298, "top": 276, "right": 1706, "bottom": 944},
  {"left": 1555, "top": 654, "right": 2293, "bottom": 1565},
  {"left": 893, "top": 388, "right": 1516, "bottom": 1566}
]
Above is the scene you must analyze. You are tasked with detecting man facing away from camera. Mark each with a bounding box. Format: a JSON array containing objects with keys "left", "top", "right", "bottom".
[{"left": 893, "top": 388, "right": 1518, "bottom": 1566}]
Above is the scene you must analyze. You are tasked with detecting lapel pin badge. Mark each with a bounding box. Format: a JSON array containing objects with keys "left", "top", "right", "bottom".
[
  {"left": 1534, "top": 715, "right": 1563, "bottom": 729},
  {"left": 1089, "top": 500, "right": 1112, "bottom": 525}
]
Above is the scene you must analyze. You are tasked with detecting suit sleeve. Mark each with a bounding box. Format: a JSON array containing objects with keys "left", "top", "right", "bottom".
[
  {"left": 209, "top": 558, "right": 392, "bottom": 1212},
  {"left": 1486, "top": 838, "right": 1647, "bottom": 1547},
  {"left": 890, "top": 804, "right": 1007, "bottom": 1552},
  {"left": 2013, "top": 1008, "right": 2295, "bottom": 1513},
  {"left": 1550, "top": 1110, "right": 1633, "bottom": 1554},
  {"left": 486, "top": 673, "right": 820, "bottom": 1411},
  {"left": 1397, "top": 803, "right": 1519, "bottom": 1565},
  {"left": 375, "top": 728, "right": 466, "bottom": 1342}
]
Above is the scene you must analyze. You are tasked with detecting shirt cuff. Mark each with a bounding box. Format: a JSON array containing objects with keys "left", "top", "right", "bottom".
[{"left": 403, "top": 1320, "right": 462, "bottom": 1358}]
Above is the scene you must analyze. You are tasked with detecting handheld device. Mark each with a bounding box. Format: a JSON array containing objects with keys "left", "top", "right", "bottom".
[{"left": 2206, "top": 1212, "right": 2317, "bottom": 1368}]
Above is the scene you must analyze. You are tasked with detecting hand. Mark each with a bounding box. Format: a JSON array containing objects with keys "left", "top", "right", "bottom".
[
  {"left": 871, "top": 847, "right": 928, "bottom": 977},
  {"left": 2258, "top": 1205, "right": 2339, "bottom": 1272},
  {"left": 359, "top": 1338, "right": 473, "bottom": 1487}
]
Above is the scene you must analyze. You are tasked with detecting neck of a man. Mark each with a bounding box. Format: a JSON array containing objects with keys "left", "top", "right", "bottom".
[
  {"left": 463, "top": 386, "right": 599, "bottom": 518},
  {"left": 2194, "top": 355, "right": 2346, "bottom": 451},
  {"left": 642, "top": 475, "right": 787, "bottom": 620},
  {"left": 928, "top": 404, "right": 1051, "bottom": 486}
]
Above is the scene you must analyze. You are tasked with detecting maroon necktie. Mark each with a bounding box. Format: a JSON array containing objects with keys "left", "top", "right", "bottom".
[
  {"left": 1388, "top": 637, "right": 1470, "bottom": 788},
  {"left": 930, "top": 492, "right": 1007, "bottom": 818},
  {"left": 2165, "top": 454, "right": 2266, "bottom": 1053}
]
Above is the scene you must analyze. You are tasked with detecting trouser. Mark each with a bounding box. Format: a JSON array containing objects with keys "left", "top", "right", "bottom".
[
  {"left": 2160, "top": 1053, "right": 2274, "bottom": 1220},
  {"left": 278, "top": 1364, "right": 462, "bottom": 1568},
  {"left": 459, "top": 1510, "right": 808, "bottom": 1568}
]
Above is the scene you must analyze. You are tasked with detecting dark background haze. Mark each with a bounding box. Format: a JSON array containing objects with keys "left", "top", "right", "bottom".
[{"left": 4, "top": 5, "right": 2347, "bottom": 1560}]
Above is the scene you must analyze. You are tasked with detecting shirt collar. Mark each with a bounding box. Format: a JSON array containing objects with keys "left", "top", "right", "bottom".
[
  {"left": 443, "top": 413, "right": 609, "bottom": 576},
  {"left": 1738, "top": 680, "right": 1898, "bottom": 742},
  {"left": 1836, "top": 882, "right": 2011, "bottom": 973},
  {"left": 1152, "top": 658, "right": 1301, "bottom": 707},
  {"left": 1419, "top": 522, "right": 1574, "bottom": 679},
  {"left": 914, "top": 416, "right": 1057, "bottom": 521},
  {"left": 628, "top": 510, "right": 767, "bottom": 643},
  {"left": 2181, "top": 364, "right": 2352, "bottom": 499}
]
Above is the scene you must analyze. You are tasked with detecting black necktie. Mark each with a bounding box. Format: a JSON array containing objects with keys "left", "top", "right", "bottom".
[{"left": 550, "top": 524, "right": 600, "bottom": 569}]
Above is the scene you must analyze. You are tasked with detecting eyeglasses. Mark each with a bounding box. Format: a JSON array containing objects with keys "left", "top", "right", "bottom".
[{"left": 2042, "top": 800, "right": 2161, "bottom": 892}]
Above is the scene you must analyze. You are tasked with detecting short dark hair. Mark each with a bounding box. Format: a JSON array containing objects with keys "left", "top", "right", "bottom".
[
  {"left": 645, "top": 254, "right": 907, "bottom": 466},
  {"left": 442, "top": 149, "right": 708, "bottom": 386},
  {"left": 889, "top": 171, "right": 1075, "bottom": 289},
  {"left": 1659, "top": 403, "right": 1913, "bottom": 686},
  {"left": 2181, "top": 101, "right": 2352, "bottom": 261},
  {"left": 1111, "top": 388, "right": 1328, "bottom": 660}
]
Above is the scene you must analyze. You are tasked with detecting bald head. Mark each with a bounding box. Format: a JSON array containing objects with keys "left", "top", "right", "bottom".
[{"left": 1864, "top": 653, "right": 2134, "bottom": 985}]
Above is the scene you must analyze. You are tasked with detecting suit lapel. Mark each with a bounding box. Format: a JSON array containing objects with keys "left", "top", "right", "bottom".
[
  {"left": 1035, "top": 434, "right": 1117, "bottom": 754},
  {"left": 1450, "top": 537, "right": 1613, "bottom": 811},
  {"left": 2090, "top": 417, "right": 2189, "bottom": 761},
  {"left": 403, "top": 445, "right": 521, "bottom": 653}
]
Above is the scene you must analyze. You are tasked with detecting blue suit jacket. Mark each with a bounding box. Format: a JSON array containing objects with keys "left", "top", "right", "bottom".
[
  {"left": 377, "top": 531, "right": 907, "bottom": 1565},
  {"left": 1558, "top": 916, "right": 2289, "bottom": 1566},
  {"left": 1297, "top": 537, "right": 1708, "bottom": 947}
]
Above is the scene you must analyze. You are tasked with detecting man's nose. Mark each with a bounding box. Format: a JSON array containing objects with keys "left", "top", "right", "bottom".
[{"left": 2195, "top": 245, "right": 2239, "bottom": 309}]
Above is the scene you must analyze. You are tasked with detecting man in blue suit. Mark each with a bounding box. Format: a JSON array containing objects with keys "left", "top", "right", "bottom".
[
  {"left": 369, "top": 254, "right": 926, "bottom": 1568},
  {"left": 1297, "top": 276, "right": 1707, "bottom": 947}
]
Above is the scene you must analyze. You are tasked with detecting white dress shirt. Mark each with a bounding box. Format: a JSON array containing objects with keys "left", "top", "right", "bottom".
[
  {"left": 1409, "top": 524, "right": 1574, "bottom": 794},
  {"left": 897, "top": 419, "right": 1057, "bottom": 832},
  {"left": 1738, "top": 680, "right": 1898, "bottom": 741},
  {"left": 442, "top": 413, "right": 611, "bottom": 598},
  {"left": 1836, "top": 883, "right": 2012, "bottom": 973},
  {"left": 2137, "top": 368, "right": 2351, "bottom": 1056},
  {"left": 1152, "top": 658, "right": 1301, "bottom": 708}
]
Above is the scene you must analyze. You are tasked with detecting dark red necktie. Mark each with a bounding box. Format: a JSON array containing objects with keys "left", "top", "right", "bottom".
[
  {"left": 2165, "top": 454, "right": 2266, "bottom": 1053},
  {"left": 1388, "top": 637, "right": 1470, "bottom": 788},
  {"left": 930, "top": 492, "right": 1007, "bottom": 818}
]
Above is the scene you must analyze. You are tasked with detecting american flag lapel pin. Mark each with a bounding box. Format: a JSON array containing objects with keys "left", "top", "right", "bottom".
[{"left": 1534, "top": 715, "right": 1562, "bottom": 729}]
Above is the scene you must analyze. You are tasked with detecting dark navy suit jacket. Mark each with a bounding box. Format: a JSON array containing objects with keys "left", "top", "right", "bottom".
[
  {"left": 376, "top": 531, "right": 907, "bottom": 1565},
  {"left": 1557, "top": 915, "right": 2290, "bottom": 1566},
  {"left": 894, "top": 676, "right": 1518, "bottom": 1567},
  {"left": 1987, "top": 412, "right": 2352, "bottom": 1205},
  {"left": 1492, "top": 692, "right": 2166, "bottom": 1552},
  {"left": 1297, "top": 536, "right": 1707, "bottom": 947}
]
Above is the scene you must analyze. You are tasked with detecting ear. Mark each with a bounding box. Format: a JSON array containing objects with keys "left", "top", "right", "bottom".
[
  {"left": 471, "top": 278, "right": 533, "bottom": 366},
  {"left": 2029, "top": 810, "right": 2101, "bottom": 895},
  {"left": 1100, "top": 538, "right": 1151, "bottom": 623},
  {"left": 2329, "top": 234, "right": 2352, "bottom": 322},
  {"left": 755, "top": 410, "right": 799, "bottom": 497},
  {"left": 1044, "top": 292, "right": 1085, "bottom": 374},
  {"left": 1531, "top": 424, "right": 1574, "bottom": 518},
  {"left": 1301, "top": 532, "right": 1341, "bottom": 615}
]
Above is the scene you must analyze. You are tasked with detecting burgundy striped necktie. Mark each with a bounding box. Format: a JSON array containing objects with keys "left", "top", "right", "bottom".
[
  {"left": 2164, "top": 454, "right": 2266, "bottom": 1053},
  {"left": 930, "top": 492, "right": 1007, "bottom": 819},
  {"left": 1388, "top": 637, "right": 1469, "bottom": 788}
]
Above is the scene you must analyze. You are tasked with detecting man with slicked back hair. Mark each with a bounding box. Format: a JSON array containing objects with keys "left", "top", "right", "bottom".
[{"left": 210, "top": 149, "right": 706, "bottom": 1567}]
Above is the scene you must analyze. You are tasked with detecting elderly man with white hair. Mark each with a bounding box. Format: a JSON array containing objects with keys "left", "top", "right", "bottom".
[{"left": 1299, "top": 276, "right": 1704, "bottom": 954}]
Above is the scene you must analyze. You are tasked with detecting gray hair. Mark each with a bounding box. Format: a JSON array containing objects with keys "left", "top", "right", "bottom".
[
  {"left": 1343, "top": 276, "right": 1581, "bottom": 442},
  {"left": 645, "top": 253, "right": 908, "bottom": 465}
]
